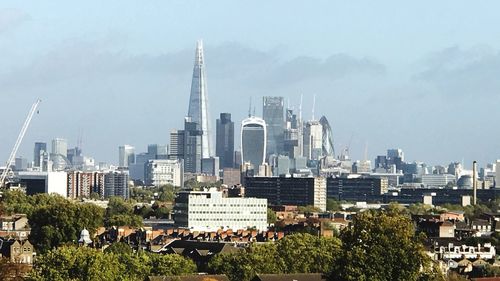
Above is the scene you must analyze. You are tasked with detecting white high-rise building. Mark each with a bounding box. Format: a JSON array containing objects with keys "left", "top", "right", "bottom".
[
  {"left": 303, "top": 121, "right": 322, "bottom": 160},
  {"left": 174, "top": 188, "right": 268, "bottom": 231},
  {"left": 495, "top": 160, "right": 500, "bottom": 187},
  {"left": 51, "top": 138, "right": 68, "bottom": 157},
  {"left": 118, "top": 145, "right": 135, "bottom": 167},
  {"left": 145, "top": 159, "right": 183, "bottom": 187}
]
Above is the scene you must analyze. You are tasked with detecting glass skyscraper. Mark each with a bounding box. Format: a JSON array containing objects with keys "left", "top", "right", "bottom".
[
  {"left": 241, "top": 116, "right": 266, "bottom": 169},
  {"left": 262, "top": 96, "right": 284, "bottom": 157},
  {"left": 187, "top": 40, "right": 212, "bottom": 159},
  {"left": 216, "top": 113, "right": 234, "bottom": 168}
]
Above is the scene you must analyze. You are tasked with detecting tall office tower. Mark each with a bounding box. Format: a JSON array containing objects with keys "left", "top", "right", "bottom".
[
  {"left": 387, "top": 148, "right": 404, "bottom": 171},
  {"left": 319, "top": 116, "right": 335, "bottom": 158},
  {"left": 51, "top": 138, "right": 68, "bottom": 157},
  {"left": 183, "top": 117, "right": 202, "bottom": 173},
  {"left": 169, "top": 130, "right": 185, "bottom": 160},
  {"left": 148, "top": 144, "right": 168, "bottom": 159},
  {"left": 303, "top": 120, "right": 323, "bottom": 160},
  {"left": 496, "top": 160, "right": 500, "bottom": 187},
  {"left": 241, "top": 116, "right": 266, "bottom": 169},
  {"left": 118, "top": 145, "right": 135, "bottom": 167},
  {"left": 33, "top": 142, "right": 47, "bottom": 167},
  {"left": 262, "top": 96, "right": 284, "bottom": 156},
  {"left": 283, "top": 109, "right": 301, "bottom": 158},
  {"left": 67, "top": 146, "right": 82, "bottom": 165},
  {"left": 14, "top": 157, "right": 28, "bottom": 171},
  {"left": 187, "top": 40, "right": 212, "bottom": 159},
  {"left": 216, "top": 113, "right": 234, "bottom": 168}
]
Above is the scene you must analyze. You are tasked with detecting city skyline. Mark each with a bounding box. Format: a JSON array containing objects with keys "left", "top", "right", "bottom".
[{"left": 1, "top": 2, "right": 500, "bottom": 166}]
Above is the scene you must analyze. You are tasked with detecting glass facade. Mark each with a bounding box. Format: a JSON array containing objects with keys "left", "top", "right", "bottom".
[
  {"left": 262, "top": 96, "right": 284, "bottom": 157},
  {"left": 241, "top": 117, "right": 266, "bottom": 169}
]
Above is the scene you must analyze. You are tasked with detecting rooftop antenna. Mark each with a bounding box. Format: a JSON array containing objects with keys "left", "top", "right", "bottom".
[
  {"left": 248, "top": 97, "right": 252, "bottom": 117},
  {"left": 364, "top": 141, "right": 368, "bottom": 161},
  {"left": 312, "top": 94, "right": 316, "bottom": 121},
  {"left": 299, "top": 94, "right": 303, "bottom": 122}
]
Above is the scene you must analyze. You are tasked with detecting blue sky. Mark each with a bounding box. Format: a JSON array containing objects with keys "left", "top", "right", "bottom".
[{"left": 1, "top": 1, "right": 500, "bottom": 166}]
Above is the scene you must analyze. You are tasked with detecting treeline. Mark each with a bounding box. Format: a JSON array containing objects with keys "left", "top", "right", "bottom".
[
  {"left": 25, "top": 245, "right": 196, "bottom": 281},
  {"left": 209, "top": 211, "right": 443, "bottom": 281}
]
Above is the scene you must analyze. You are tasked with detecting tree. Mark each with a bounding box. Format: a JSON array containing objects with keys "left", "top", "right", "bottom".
[
  {"left": 327, "top": 199, "right": 343, "bottom": 211},
  {"left": 209, "top": 233, "right": 341, "bottom": 281},
  {"left": 297, "top": 205, "right": 322, "bottom": 214},
  {"left": 104, "top": 197, "right": 142, "bottom": 227},
  {"left": 104, "top": 242, "right": 133, "bottom": 255},
  {"left": 267, "top": 208, "right": 277, "bottom": 224},
  {"left": 277, "top": 233, "right": 340, "bottom": 274},
  {"left": 209, "top": 243, "right": 283, "bottom": 281},
  {"left": 29, "top": 201, "right": 104, "bottom": 252},
  {"left": 329, "top": 211, "right": 436, "bottom": 281},
  {"left": 27, "top": 245, "right": 197, "bottom": 281}
]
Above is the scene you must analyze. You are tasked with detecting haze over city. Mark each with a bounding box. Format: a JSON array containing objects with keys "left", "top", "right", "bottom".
[{"left": 1, "top": 1, "right": 500, "bottom": 166}]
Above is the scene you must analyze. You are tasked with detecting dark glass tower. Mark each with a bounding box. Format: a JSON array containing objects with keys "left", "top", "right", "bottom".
[
  {"left": 33, "top": 142, "right": 47, "bottom": 168},
  {"left": 216, "top": 113, "right": 234, "bottom": 168},
  {"left": 262, "top": 96, "right": 284, "bottom": 157}
]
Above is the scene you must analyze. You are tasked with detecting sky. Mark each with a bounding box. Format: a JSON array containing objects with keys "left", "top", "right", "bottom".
[{"left": 1, "top": 1, "right": 500, "bottom": 167}]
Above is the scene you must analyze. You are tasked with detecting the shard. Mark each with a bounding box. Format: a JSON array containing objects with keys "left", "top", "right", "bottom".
[{"left": 187, "top": 40, "right": 212, "bottom": 158}]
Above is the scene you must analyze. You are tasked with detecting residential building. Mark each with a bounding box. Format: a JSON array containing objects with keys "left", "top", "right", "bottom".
[
  {"left": 216, "top": 113, "right": 234, "bottom": 168},
  {"left": 222, "top": 168, "right": 241, "bottom": 186},
  {"left": 104, "top": 171, "right": 129, "bottom": 199},
  {"left": 173, "top": 188, "right": 268, "bottom": 231},
  {"left": 201, "top": 156, "right": 219, "bottom": 177},
  {"left": 67, "top": 171, "right": 104, "bottom": 198},
  {"left": 145, "top": 159, "right": 183, "bottom": 187},
  {"left": 0, "top": 239, "right": 34, "bottom": 264}
]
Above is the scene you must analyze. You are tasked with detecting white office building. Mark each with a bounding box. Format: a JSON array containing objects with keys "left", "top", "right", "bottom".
[
  {"left": 174, "top": 188, "right": 268, "bottom": 231},
  {"left": 314, "top": 177, "right": 327, "bottom": 212},
  {"left": 145, "top": 159, "right": 183, "bottom": 187},
  {"left": 421, "top": 174, "right": 456, "bottom": 187}
]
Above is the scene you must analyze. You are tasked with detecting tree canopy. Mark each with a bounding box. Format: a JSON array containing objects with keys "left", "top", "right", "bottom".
[
  {"left": 26, "top": 245, "right": 196, "bottom": 281},
  {"left": 329, "top": 210, "right": 440, "bottom": 281}
]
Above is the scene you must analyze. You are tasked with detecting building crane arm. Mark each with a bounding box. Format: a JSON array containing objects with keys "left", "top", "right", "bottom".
[{"left": 0, "top": 99, "right": 41, "bottom": 188}]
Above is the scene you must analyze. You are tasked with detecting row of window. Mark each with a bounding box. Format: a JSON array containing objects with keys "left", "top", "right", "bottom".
[
  {"left": 189, "top": 210, "right": 266, "bottom": 215},
  {"left": 190, "top": 203, "right": 266, "bottom": 207},
  {"left": 190, "top": 218, "right": 266, "bottom": 222}
]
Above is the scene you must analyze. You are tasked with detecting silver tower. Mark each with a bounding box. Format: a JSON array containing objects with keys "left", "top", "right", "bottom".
[{"left": 188, "top": 40, "right": 212, "bottom": 158}]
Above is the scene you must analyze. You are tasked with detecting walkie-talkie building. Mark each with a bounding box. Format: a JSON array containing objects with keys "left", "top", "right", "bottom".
[{"left": 241, "top": 116, "right": 266, "bottom": 169}]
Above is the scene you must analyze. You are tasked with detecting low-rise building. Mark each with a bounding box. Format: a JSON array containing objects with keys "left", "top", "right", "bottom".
[{"left": 173, "top": 188, "right": 267, "bottom": 231}]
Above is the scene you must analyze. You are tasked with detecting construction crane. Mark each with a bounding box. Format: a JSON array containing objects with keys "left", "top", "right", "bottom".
[{"left": 0, "top": 99, "right": 41, "bottom": 189}]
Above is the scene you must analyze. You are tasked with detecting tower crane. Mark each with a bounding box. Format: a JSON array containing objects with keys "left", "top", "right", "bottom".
[{"left": 0, "top": 99, "right": 41, "bottom": 189}]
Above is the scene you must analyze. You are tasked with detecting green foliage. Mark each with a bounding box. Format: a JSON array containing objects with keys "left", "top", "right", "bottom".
[
  {"left": 209, "top": 233, "right": 341, "bottom": 281},
  {"left": 104, "top": 242, "right": 133, "bottom": 255},
  {"left": 104, "top": 197, "right": 143, "bottom": 227},
  {"left": 277, "top": 233, "right": 341, "bottom": 274},
  {"left": 329, "top": 210, "right": 435, "bottom": 281},
  {"left": 267, "top": 208, "right": 277, "bottom": 224},
  {"left": 327, "top": 199, "right": 343, "bottom": 211},
  {"left": 297, "top": 205, "right": 322, "bottom": 214},
  {"left": 29, "top": 200, "right": 104, "bottom": 253},
  {"left": 26, "top": 245, "right": 197, "bottom": 281}
]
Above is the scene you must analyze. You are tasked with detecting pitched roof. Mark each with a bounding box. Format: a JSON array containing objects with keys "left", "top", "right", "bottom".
[
  {"left": 149, "top": 274, "right": 230, "bottom": 281},
  {"left": 251, "top": 273, "right": 326, "bottom": 281}
]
